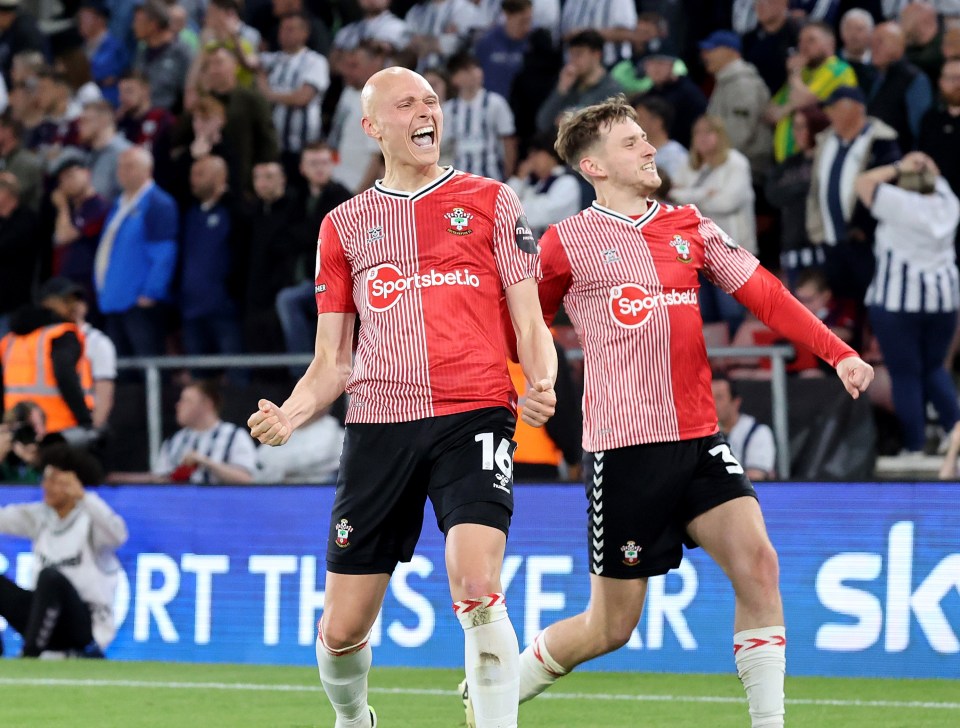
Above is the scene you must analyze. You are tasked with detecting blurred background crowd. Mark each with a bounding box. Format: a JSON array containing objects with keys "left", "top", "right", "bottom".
[{"left": 1, "top": 0, "right": 960, "bottom": 483}]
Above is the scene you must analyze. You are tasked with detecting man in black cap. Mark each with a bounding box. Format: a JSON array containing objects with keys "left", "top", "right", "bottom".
[{"left": 807, "top": 85, "right": 901, "bottom": 302}]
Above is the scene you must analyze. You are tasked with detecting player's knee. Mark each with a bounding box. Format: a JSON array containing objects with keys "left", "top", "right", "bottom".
[
  {"left": 34, "top": 566, "right": 64, "bottom": 590},
  {"left": 319, "top": 619, "right": 371, "bottom": 652},
  {"left": 589, "top": 611, "right": 638, "bottom": 654},
  {"left": 451, "top": 575, "right": 500, "bottom": 603}
]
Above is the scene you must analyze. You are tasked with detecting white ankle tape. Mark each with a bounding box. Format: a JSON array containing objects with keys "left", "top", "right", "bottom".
[{"left": 453, "top": 593, "right": 508, "bottom": 629}]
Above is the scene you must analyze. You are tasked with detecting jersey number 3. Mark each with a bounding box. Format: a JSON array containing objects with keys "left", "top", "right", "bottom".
[
  {"left": 475, "top": 432, "right": 514, "bottom": 479},
  {"left": 708, "top": 443, "right": 745, "bottom": 475}
]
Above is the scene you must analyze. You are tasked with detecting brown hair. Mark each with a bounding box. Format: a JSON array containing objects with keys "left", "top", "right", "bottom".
[
  {"left": 554, "top": 94, "right": 637, "bottom": 175},
  {"left": 688, "top": 115, "right": 732, "bottom": 170},
  {"left": 192, "top": 94, "right": 227, "bottom": 120},
  {"left": 185, "top": 380, "right": 222, "bottom": 412}
]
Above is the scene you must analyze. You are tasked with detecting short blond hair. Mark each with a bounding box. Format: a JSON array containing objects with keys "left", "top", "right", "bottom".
[{"left": 554, "top": 95, "right": 637, "bottom": 175}]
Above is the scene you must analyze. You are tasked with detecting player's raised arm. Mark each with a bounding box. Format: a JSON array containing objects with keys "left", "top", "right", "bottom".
[
  {"left": 505, "top": 278, "right": 558, "bottom": 427},
  {"left": 248, "top": 311, "right": 355, "bottom": 446}
]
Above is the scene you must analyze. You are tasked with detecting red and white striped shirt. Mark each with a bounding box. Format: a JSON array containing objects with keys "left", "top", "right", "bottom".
[
  {"left": 316, "top": 167, "right": 540, "bottom": 423},
  {"left": 539, "top": 200, "right": 758, "bottom": 452}
]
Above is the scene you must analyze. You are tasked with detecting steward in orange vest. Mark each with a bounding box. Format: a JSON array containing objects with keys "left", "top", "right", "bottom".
[{"left": 0, "top": 305, "right": 94, "bottom": 434}]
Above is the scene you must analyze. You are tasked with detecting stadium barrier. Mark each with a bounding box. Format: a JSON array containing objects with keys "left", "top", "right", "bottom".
[
  {"left": 1, "top": 482, "right": 957, "bottom": 679},
  {"left": 117, "top": 345, "right": 795, "bottom": 477}
]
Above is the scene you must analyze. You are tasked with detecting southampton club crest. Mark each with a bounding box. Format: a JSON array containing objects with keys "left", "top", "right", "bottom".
[
  {"left": 445, "top": 207, "right": 474, "bottom": 236},
  {"left": 621, "top": 540, "right": 641, "bottom": 566},
  {"left": 334, "top": 518, "right": 354, "bottom": 548},
  {"left": 670, "top": 234, "right": 692, "bottom": 263}
]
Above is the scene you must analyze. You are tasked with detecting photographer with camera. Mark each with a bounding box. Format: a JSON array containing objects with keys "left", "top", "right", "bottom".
[
  {"left": 0, "top": 279, "right": 97, "bottom": 449},
  {"left": 0, "top": 402, "right": 48, "bottom": 484},
  {"left": 0, "top": 443, "right": 127, "bottom": 658}
]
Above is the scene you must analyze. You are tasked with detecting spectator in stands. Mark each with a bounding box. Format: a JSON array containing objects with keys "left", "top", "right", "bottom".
[
  {"left": 94, "top": 146, "right": 177, "bottom": 358},
  {"left": 856, "top": 150, "right": 960, "bottom": 455},
  {"left": 764, "top": 103, "right": 830, "bottom": 285},
  {"left": 0, "top": 403, "right": 43, "bottom": 483},
  {"left": 168, "top": 3, "right": 200, "bottom": 53},
  {"left": 535, "top": 30, "right": 622, "bottom": 134},
  {"left": 700, "top": 30, "right": 773, "bottom": 183},
  {"left": 254, "top": 0, "right": 332, "bottom": 56},
  {"left": 712, "top": 374, "right": 777, "bottom": 480},
  {"left": 38, "top": 278, "right": 115, "bottom": 429},
  {"left": 328, "top": 40, "right": 385, "bottom": 193},
  {"left": 116, "top": 72, "right": 174, "bottom": 154},
  {"left": 900, "top": 0, "right": 944, "bottom": 84},
  {"left": 919, "top": 57, "right": 960, "bottom": 204},
  {"left": 259, "top": 12, "right": 330, "bottom": 180},
  {"left": 444, "top": 52, "right": 516, "bottom": 180},
  {"left": 1, "top": 277, "right": 94, "bottom": 436},
  {"left": 132, "top": 0, "right": 194, "bottom": 112},
  {"left": 255, "top": 409, "right": 344, "bottom": 483},
  {"left": 179, "top": 155, "right": 243, "bottom": 363},
  {"left": 559, "top": 0, "right": 637, "bottom": 67},
  {"left": 671, "top": 115, "right": 755, "bottom": 335},
  {"left": 0, "top": 110, "right": 40, "bottom": 211},
  {"left": 507, "top": 10, "right": 562, "bottom": 145},
  {"left": 421, "top": 66, "right": 456, "bottom": 166},
  {"left": 473, "top": 0, "right": 534, "bottom": 100},
  {"left": 28, "top": 68, "right": 80, "bottom": 157},
  {"left": 506, "top": 131, "right": 580, "bottom": 238},
  {"left": 0, "top": 0, "right": 44, "bottom": 83},
  {"left": 743, "top": 0, "right": 801, "bottom": 94},
  {"left": 0, "top": 443, "right": 125, "bottom": 658},
  {"left": 243, "top": 161, "right": 299, "bottom": 353},
  {"left": 183, "top": 47, "right": 279, "bottom": 195},
  {"left": 77, "top": 0, "right": 128, "bottom": 108},
  {"left": 944, "top": 23, "right": 960, "bottom": 61},
  {"left": 0, "top": 172, "right": 38, "bottom": 338},
  {"left": 154, "top": 380, "right": 257, "bottom": 484},
  {"left": 170, "top": 94, "right": 241, "bottom": 206},
  {"left": 405, "top": 0, "right": 485, "bottom": 68},
  {"left": 938, "top": 420, "right": 960, "bottom": 479},
  {"left": 866, "top": 21, "right": 933, "bottom": 150},
  {"left": 202, "top": 0, "right": 261, "bottom": 71},
  {"left": 610, "top": 12, "right": 688, "bottom": 97},
  {"left": 632, "top": 95, "right": 688, "bottom": 180},
  {"left": 76, "top": 99, "right": 131, "bottom": 202},
  {"left": 839, "top": 7, "right": 875, "bottom": 84},
  {"left": 793, "top": 268, "right": 857, "bottom": 345},
  {"left": 639, "top": 50, "right": 709, "bottom": 149},
  {"left": 50, "top": 153, "right": 109, "bottom": 309},
  {"left": 807, "top": 86, "right": 901, "bottom": 302},
  {"left": 766, "top": 20, "right": 858, "bottom": 163},
  {"left": 332, "top": 0, "right": 409, "bottom": 63},
  {"left": 276, "top": 142, "right": 351, "bottom": 371}
]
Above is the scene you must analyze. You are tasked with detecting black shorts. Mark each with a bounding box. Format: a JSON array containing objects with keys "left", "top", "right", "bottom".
[
  {"left": 584, "top": 433, "right": 757, "bottom": 579},
  {"left": 326, "top": 406, "right": 517, "bottom": 575}
]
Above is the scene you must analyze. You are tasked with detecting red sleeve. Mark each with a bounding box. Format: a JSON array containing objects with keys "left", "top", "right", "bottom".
[
  {"left": 538, "top": 226, "right": 572, "bottom": 327},
  {"left": 315, "top": 214, "right": 357, "bottom": 314},
  {"left": 732, "top": 266, "right": 857, "bottom": 368},
  {"left": 501, "top": 225, "right": 572, "bottom": 361}
]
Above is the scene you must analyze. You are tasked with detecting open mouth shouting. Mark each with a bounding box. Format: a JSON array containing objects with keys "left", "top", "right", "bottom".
[{"left": 411, "top": 125, "right": 436, "bottom": 149}]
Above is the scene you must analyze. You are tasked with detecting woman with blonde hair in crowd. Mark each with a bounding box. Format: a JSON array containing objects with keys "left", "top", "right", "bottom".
[{"left": 670, "top": 114, "right": 755, "bottom": 334}]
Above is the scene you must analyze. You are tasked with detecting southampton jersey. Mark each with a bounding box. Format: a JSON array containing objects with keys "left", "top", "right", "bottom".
[
  {"left": 316, "top": 167, "right": 540, "bottom": 423},
  {"left": 539, "top": 201, "right": 759, "bottom": 452}
]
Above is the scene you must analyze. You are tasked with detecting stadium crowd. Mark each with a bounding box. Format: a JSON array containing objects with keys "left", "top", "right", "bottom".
[{"left": 0, "top": 0, "right": 959, "bottom": 477}]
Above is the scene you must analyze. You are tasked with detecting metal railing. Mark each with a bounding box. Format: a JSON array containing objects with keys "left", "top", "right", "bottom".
[{"left": 117, "top": 344, "right": 795, "bottom": 478}]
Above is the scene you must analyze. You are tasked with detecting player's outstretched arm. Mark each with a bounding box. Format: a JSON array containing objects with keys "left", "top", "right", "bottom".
[
  {"left": 505, "top": 278, "right": 558, "bottom": 427},
  {"left": 248, "top": 312, "right": 356, "bottom": 446}
]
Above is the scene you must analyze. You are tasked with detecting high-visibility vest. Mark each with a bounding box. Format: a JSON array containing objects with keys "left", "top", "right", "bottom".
[
  {"left": 508, "top": 360, "right": 563, "bottom": 467},
  {"left": 0, "top": 323, "right": 95, "bottom": 433}
]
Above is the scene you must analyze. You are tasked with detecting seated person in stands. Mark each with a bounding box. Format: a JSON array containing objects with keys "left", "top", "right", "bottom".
[
  {"left": 712, "top": 374, "right": 777, "bottom": 480},
  {"left": 154, "top": 381, "right": 257, "bottom": 484},
  {"left": 255, "top": 409, "right": 344, "bottom": 484}
]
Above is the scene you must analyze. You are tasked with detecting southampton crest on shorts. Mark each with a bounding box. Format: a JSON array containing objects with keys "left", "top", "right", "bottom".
[
  {"left": 445, "top": 207, "right": 474, "bottom": 236},
  {"left": 670, "top": 234, "right": 692, "bottom": 263},
  {"left": 335, "top": 518, "right": 354, "bottom": 548},
  {"left": 621, "top": 540, "right": 641, "bottom": 566}
]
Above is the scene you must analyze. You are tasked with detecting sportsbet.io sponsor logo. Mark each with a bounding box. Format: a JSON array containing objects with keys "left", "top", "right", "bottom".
[
  {"left": 366, "top": 263, "right": 481, "bottom": 311},
  {"left": 609, "top": 284, "right": 698, "bottom": 328}
]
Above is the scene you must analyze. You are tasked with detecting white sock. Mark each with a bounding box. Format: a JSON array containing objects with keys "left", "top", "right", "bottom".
[
  {"left": 734, "top": 626, "right": 786, "bottom": 728},
  {"left": 454, "top": 593, "right": 519, "bottom": 728},
  {"left": 518, "top": 629, "right": 568, "bottom": 703},
  {"left": 316, "top": 620, "right": 373, "bottom": 728}
]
